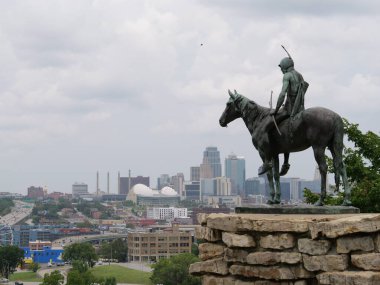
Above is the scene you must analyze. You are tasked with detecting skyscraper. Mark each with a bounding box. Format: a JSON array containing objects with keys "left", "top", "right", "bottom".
[
  {"left": 190, "top": 166, "right": 200, "bottom": 182},
  {"left": 200, "top": 146, "right": 222, "bottom": 179},
  {"left": 225, "top": 153, "right": 246, "bottom": 196}
]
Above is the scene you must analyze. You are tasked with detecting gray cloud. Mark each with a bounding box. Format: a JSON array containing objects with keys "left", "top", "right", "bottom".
[{"left": 0, "top": 1, "right": 379, "bottom": 193}]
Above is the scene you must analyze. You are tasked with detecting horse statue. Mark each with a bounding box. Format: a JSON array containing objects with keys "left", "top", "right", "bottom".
[{"left": 219, "top": 90, "right": 352, "bottom": 206}]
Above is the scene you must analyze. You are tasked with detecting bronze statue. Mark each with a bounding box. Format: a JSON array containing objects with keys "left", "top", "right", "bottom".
[
  {"left": 219, "top": 90, "right": 352, "bottom": 206},
  {"left": 259, "top": 47, "right": 309, "bottom": 176}
]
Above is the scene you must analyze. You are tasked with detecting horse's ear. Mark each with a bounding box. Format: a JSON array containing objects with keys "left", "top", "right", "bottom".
[{"left": 228, "top": 89, "right": 235, "bottom": 100}]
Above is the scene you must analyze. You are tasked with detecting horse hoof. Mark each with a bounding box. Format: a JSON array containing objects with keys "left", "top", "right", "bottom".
[
  {"left": 274, "top": 199, "right": 281, "bottom": 204},
  {"left": 279, "top": 163, "right": 290, "bottom": 176},
  {"left": 267, "top": 199, "right": 275, "bottom": 205}
]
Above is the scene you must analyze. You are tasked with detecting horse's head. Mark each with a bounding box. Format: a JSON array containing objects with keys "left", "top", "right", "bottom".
[{"left": 219, "top": 90, "right": 245, "bottom": 127}]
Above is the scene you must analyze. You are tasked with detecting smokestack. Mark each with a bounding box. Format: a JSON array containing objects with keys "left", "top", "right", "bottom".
[
  {"left": 96, "top": 171, "right": 99, "bottom": 196},
  {"left": 107, "top": 172, "right": 110, "bottom": 194},
  {"left": 118, "top": 171, "right": 120, "bottom": 194},
  {"left": 128, "top": 169, "right": 131, "bottom": 194}
]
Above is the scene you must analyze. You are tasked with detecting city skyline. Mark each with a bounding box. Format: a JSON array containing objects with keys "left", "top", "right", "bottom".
[{"left": 1, "top": 1, "right": 378, "bottom": 194}]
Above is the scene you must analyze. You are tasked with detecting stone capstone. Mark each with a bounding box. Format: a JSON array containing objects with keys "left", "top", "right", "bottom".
[
  {"left": 197, "top": 213, "right": 209, "bottom": 225},
  {"left": 189, "top": 258, "right": 229, "bottom": 275},
  {"left": 201, "top": 276, "right": 308, "bottom": 285},
  {"left": 336, "top": 236, "right": 374, "bottom": 253},
  {"left": 199, "top": 243, "right": 225, "bottom": 260},
  {"left": 260, "top": 233, "right": 295, "bottom": 249},
  {"left": 246, "top": 252, "right": 302, "bottom": 265},
  {"left": 351, "top": 253, "right": 380, "bottom": 270},
  {"left": 195, "top": 226, "right": 222, "bottom": 242},
  {"left": 302, "top": 254, "right": 348, "bottom": 272},
  {"left": 222, "top": 232, "right": 256, "bottom": 248},
  {"left": 206, "top": 214, "right": 310, "bottom": 233},
  {"left": 317, "top": 271, "right": 380, "bottom": 285},
  {"left": 229, "top": 264, "right": 314, "bottom": 280},
  {"left": 297, "top": 238, "right": 331, "bottom": 255},
  {"left": 309, "top": 214, "right": 380, "bottom": 239}
]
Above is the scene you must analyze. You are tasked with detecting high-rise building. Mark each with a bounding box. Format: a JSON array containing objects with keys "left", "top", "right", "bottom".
[
  {"left": 171, "top": 173, "right": 185, "bottom": 198},
  {"left": 157, "top": 174, "right": 171, "bottom": 190},
  {"left": 183, "top": 181, "right": 200, "bottom": 201},
  {"left": 214, "top": 177, "right": 231, "bottom": 196},
  {"left": 72, "top": 183, "right": 88, "bottom": 198},
  {"left": 200, "top": 146, "right": 222, "bottom": 179},
  {"left": 119, "top": 175, "right": 150, "bottom": 195},
  {"left": 27, "top": 186, "right": 45, "bottom": 199},
  {"left": 245, "top": 178, "right": 261, "bottom": 196},
  {"left": 190, "top": 166, "right": 200, "bottom": 182},
  {"left": 225, "top": 153, "right": 246, "bottom": 196}
]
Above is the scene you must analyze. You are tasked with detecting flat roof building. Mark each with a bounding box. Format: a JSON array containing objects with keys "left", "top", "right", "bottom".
[{"left": 128, "top": 223, "right": 192, "bottom": 262}]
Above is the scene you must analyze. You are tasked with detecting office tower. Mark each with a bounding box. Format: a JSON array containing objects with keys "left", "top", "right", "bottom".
[
  {"left": 27, "top": 186, "right": 45, "bottom": 199},
  {"left": 72, "top": 183, "right": 89, "bottom": 198},
  {"left": 157, "top": 174, "right": 171, "bottom": 190},
  {"left": 190, "top": 166, "right": 200, "bottom": 182},
  {"left": 214, "top": 177, "right": 231, "bottom": 196},
  {"left": 183, "top": 181, "right": 200, "bottom": 201},
  {"left": 200, "top": 146, "right": 222, "bottom": 179},
  {"left": 245, "top": 178, "right": 261, "bottom": 196},
  {"left": 225, "top": 153, "right": 246, "bottom": 196},
  {"left": 171, "top": 173, "right": 185, "bottom": 198},
  {"left": 119, "top": 175, "right": 150, "bottom": 195}
]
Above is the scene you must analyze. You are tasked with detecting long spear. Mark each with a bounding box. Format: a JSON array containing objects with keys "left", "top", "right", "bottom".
[{"left": 270, "top": 90, "right": 282, "bottom": 136}]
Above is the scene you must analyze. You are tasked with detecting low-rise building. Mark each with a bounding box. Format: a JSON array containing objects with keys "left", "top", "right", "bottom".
[
  {"left": 128, "top": 223, "right": 192, "bottom": 262},
  {"left": 146, "top": 207, "right": 188, "bottom": 220}
]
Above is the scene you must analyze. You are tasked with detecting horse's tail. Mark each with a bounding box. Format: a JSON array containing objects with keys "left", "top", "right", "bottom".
[{"left": 330, "top": 116, "right": 345, "bottom": 192}]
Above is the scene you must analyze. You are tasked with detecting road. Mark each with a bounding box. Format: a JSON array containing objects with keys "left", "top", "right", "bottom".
[{"left": 0, "top": 201, "right": 33, "bottom": 226}]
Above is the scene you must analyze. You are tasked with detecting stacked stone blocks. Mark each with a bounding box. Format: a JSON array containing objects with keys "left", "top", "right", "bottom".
[{"left": 190, "top": 213, "right": 380, "bottom": 285}]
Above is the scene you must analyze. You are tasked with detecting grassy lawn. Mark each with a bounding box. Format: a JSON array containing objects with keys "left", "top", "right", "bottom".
[
  {"left": 9, "top": 271, "right": 43, "bottom": 282},
  {"left": 90, "top": 264, "right": 152, "bottom": 285}
]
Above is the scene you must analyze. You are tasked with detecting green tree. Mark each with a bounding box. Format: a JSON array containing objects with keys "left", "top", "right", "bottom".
[
  {"left": 341, "top": 120, "right": 380, "bottom": 212},
  {"left": 29, "top": 261, "right": 40, "bottom": 273},
  {"left": 62, "top": 243, "right": 98, "bottom": 267},
  {"left": 151, "top": 253, "right": 201, "bottom": 285},
  {"left": 0, "top": 245, "right": 24, "bottom": 278},
  {"left": 99, "top": 238, "right": 128, "bottom": 262},
  {"left": 40, "top": 270, "right": 64, "bottom": 285}
]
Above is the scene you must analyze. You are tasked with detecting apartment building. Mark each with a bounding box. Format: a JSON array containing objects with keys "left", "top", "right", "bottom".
[{"left": 127, "top": 223, "right": 192, "bottom": 262}]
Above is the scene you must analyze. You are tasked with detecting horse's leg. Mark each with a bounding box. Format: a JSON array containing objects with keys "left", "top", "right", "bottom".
[
  {"left": 340, "top": 163, "right": 352, "bottom": 206},
  {"left": 273, "top": 156, "right": 281, "bottom": 203},
  {"left": 279, "top": 153, "right": 290, "bottom": 176},
  {"left": 313, "top": 146, "right": 327, "bottom": 206},
  {"left": 266, "top": 169, "right": 276, "bottom": 204}
]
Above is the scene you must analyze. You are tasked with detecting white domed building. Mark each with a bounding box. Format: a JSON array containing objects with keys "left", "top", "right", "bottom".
[{"left": 127, "top": 184, "right": 180, "bottom": 206}]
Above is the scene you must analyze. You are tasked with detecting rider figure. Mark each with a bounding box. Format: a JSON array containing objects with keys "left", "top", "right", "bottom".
[{"left": 258, "top": 56, "right": 308, "bottom": 176}]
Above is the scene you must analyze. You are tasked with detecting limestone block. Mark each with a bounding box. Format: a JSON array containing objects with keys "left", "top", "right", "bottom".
[
  {"left": 198, "top": 213, "right": 209, "bottom": 225},
  {"left": 298, "top": 238, "right": 331, "bottom": 255},
  {"left": 375, "top": 233, "right": 380, "bottom": 252},
  {"left": 195, "top": 226, "right": 221, "bottom": 242},
  {"left": 202, "top": 276, "right": 308, "bottom": 285},
  {"left": 309, "top": 213, "right": 380, "bottom": 239},
  {"left": 229, "top": 264, "right": 314, "bottom": 280},
  {"left": 222, "top": 232, "right": 256, "bottom": 248},
  {"left": 336, "top": 236, "right": 374, "bottom": 253},
  {"left": 202, "top": 275, "right": 236, "bottom": 285},
  {"left": 189, "top": 258, "right": 229, "bottom": 275},
  {"left": 206, "top": 214, "right": 309, "bottom": 233},
  {"left": 224, "top": 248, "right": 249, "bottom": 263},
  {"left": 302, "top": 254, "right": 348, "bottom": 272},
  {"left": 199, "top": 243, "right": 225, "bottom": 260},
  {"left": 260, "top": 233, "right": 295, "bottom": 249},
  {"left": 246, "top": 252, "right": 301, "bottom": 265},
  {"left": 317, "top": 271, "right": 380, "bottom": 285},
  {"left": 351, "top": 253, "right": 380, "bottom": 270}
]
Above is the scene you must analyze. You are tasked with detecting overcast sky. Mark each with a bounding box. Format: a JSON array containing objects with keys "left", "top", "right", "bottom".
[{"left": 0, "top": 0, "right": 379, "bottom": 194}]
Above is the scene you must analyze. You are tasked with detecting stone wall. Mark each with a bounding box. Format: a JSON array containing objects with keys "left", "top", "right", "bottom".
[{"left": 189, "top": 213, "right": 380, "bottom": 285}]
